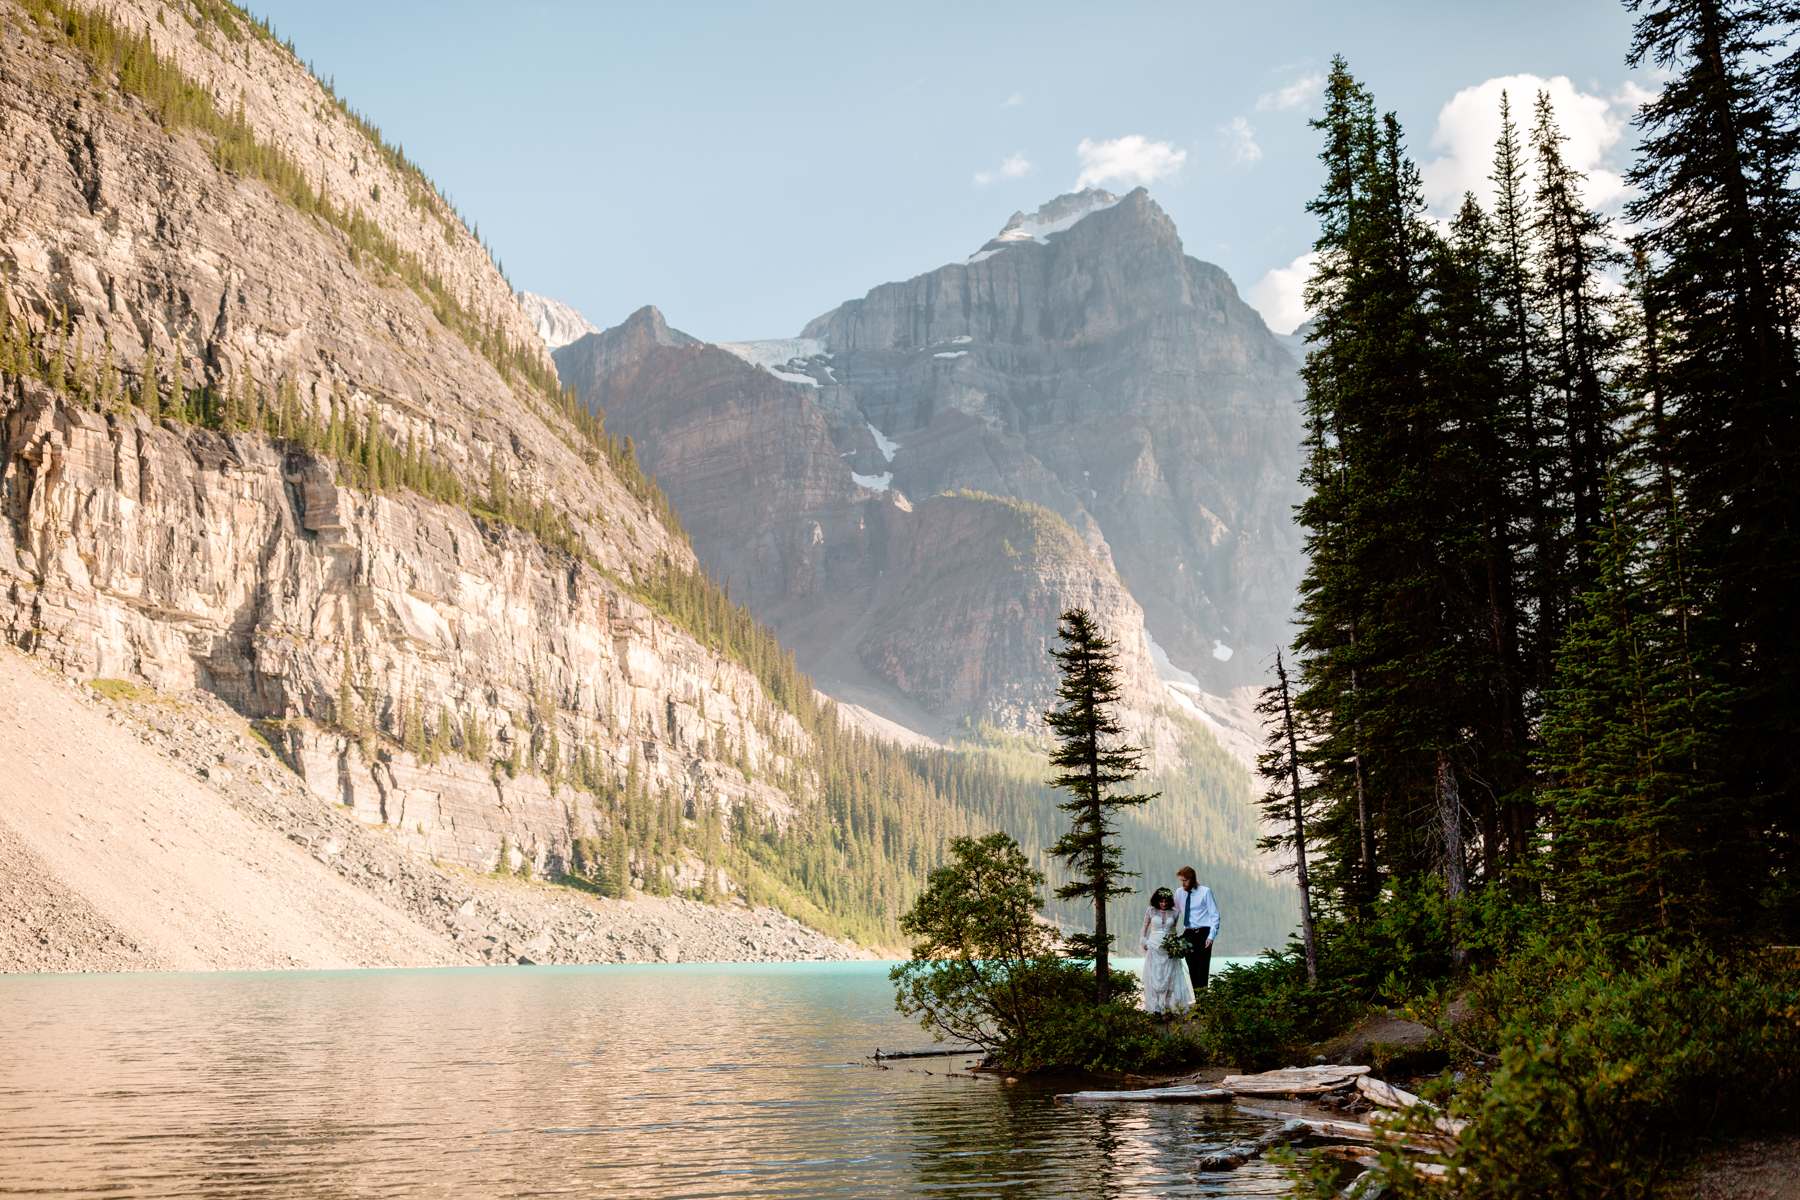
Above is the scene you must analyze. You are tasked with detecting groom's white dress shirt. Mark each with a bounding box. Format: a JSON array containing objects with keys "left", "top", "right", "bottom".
[{"left": 1176, "top": 885, "right": 1220, "bottom": 939}]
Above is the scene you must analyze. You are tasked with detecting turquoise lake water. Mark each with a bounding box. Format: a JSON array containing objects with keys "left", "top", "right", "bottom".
[{"left": 0, "top": 959, "right": 1291, "bottom": 1198}]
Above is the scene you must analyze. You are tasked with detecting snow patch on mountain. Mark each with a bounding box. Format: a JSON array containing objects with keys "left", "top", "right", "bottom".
[
  {"left": 517, "top": 291, "right": 599, "bottom": 350},
  {"left": 1146, "top": 630, "right": 1202, "bottom": 690},
  {"left": 851, "top": 470, "right": 893, "bottom": 492},
  {"left": 718, "top": 338, "right": 828, "bottom": 368},
  {"left": 965, "top": 188, "right": 1122, "bottom": 264},
  {"left": 867, "top": 422, "right": 901, "bottom": 463},
  {"left": 718, "top": 338, "right": 830, "bottom": 387}
]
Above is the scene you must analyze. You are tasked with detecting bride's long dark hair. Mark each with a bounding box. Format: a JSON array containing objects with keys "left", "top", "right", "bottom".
[{"left": 1150, "top": 886, "right": 1175, "bottom": 911}]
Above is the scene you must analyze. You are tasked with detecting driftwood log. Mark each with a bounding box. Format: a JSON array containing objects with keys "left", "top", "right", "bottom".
[
  {"left": 1196, "top": 1118, "right": 1310, "bottom": 1170},
  {"left": 1058, "top": 1084, "right": 1233, "bottom": 1104},
  {"left": 1231, "top": 1102, "right": 1387, "bottom": 1143},
  {"left": 1315, "top": 1143, "right": 1380, "bottom": 1169},
  {"left": 1355, "top": 1075, "right": 1424, "bottom": 1110},
  {"left": 870, "top": 1047, "right": 980, "bottom": 1060},
  {"left": 1357, "top": 1076, "right": 1470, "bottom": 1138},
  {"left": 1222, "top": 1064, "right": 1372, "bottom": 1096}
]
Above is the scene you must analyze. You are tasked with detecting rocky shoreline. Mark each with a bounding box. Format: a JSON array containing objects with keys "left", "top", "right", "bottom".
[{"left": 0, "top": 650, "right": 861, "bottom": 974}]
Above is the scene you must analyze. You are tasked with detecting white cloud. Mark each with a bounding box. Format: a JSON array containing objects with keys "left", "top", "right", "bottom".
[
  {"left": 1247, "top": 250, "right": 1319, "bottom": 336},
  {"left": 1612, "top": 80, "right": 1659, "bottom": 113},
  {"left": 1219, "top": 116, "right": 1262, "bottom": 166},
  {"left": 973, "top": 152, "right": 1033, "bottom": 187},
  {"left": 1002, "top": 91, "right": 1025, "bottom": 108},
  {"left": 1420, "top": 74, "right": 1635, "bottom": 215},
  {"left": 1074, "top": 135, "right": 1187, "bottom": 190},
  {"left": 1256, "top": 72, "right": 1323, "bottom": 113}
]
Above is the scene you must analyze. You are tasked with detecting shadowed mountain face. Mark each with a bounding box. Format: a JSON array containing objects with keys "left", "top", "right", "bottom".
[
  {"left": 554, "top": 307, "right": 1163, "bottom": 736},
  {"left": 554, "top": 187, "right": 1304, "bottom": 740}
]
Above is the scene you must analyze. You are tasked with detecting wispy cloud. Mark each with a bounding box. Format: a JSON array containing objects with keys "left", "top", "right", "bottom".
[
  {"left": 974, "top": 152, "right": 1033, "bottom": 187},
  {"left": 1002, "top": 91, "right": 1025, "bottom": 108},
  {"left": 1219, "top": 116, "right": 1262, "bottom": 166},
  {"left": 1255, "top": 71, "right": 1323, "bottom": 113},
  {"left": 1074, "top": 135, "right": 1187, "bottom": 190}
]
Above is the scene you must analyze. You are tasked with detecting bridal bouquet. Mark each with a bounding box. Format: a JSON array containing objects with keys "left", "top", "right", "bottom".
[{"left": 1159, "top": 930, "right": 1189, "bottom": 959}]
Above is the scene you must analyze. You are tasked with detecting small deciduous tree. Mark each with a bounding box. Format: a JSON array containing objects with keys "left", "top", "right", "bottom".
[{"left": 889, "top": 832, "right": 1065, "bottom": 1054}]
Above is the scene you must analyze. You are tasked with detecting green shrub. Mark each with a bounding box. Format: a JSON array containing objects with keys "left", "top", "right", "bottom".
[
  {"left": 88, "top": 677, "right": 150, "bottom": 703},
  {"left": 999, "top": 961, "right": 1187, "bottom": 1073},
  {"left": 1178, "top": 950, "right": 1347, "bottom": 1069},
  {"left": 1374, "top": 937, "right": 1800, "bottom": 1200}
]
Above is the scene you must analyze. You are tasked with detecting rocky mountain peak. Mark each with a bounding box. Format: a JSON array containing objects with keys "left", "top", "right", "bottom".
[
  {"left": 972, "top": 186, "right": 1166, "bottom": 264},
  {"left": 517, "top": 291, "right": 600, "bottom": 349},
  {"left": 996, "top": 187, "right": 1119, "bottom": 239},
  {"left": 610, "top": 304, "right": 689, "bottom": 350},
  {"left": 556, "top": 304, "right": 697, "bottom": 390}
]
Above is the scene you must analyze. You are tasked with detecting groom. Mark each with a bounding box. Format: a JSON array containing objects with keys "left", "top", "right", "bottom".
[{"left": 1174, "top": 866, "right": 1220, "bottom": 991}]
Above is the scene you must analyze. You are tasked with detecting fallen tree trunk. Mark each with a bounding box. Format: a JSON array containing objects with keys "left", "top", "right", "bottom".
[
  {"left": 1059, "top": 1084, "right": 1233, "bottom": 1104},
  {"left": 870, "top": 1047, "right": 980, "bottom": 1060},
  {"left": 1354, "top": 1077, "right": 1469, "bottom": 1138},
  {"left": 1223, "top": 1065, "right": 1372, "bottom": 1096},
  {"left": 1197, "top": 1119, "right": 1309, "bottom": 1170},
  {"left": 1232, "top": 1102, "right": 1386, "bottom": 1144},
  {"left": 1356, "top": 1075, "right": 1425, "bottom": 1110},
  {"left": 1369, "top": 1108, "right": 1469, "bottom": 1141},
  {"left": 1315, "top": 1144, "right": 1380, "bottom": 1169}
]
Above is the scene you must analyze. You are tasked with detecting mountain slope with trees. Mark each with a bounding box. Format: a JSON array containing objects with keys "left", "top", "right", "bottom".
[{"left": 0, "top": 0, "right": 1294, "bottom": 955}]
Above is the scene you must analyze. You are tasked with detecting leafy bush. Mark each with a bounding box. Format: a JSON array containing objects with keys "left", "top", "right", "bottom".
[
  {"left": 1169, "top": 880, "right": 1545, "bottom": 1072},
  {"left": 1178, "top": 950, "right": 1348, "bottom": 1069},
  {"left": 997, "top": 961, "right": 1200, "bottom": 1074}
]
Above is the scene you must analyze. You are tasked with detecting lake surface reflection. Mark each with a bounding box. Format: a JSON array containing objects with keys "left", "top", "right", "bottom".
[{"left": 0, "top": 960, "right": 1290, "bottom": 1198}]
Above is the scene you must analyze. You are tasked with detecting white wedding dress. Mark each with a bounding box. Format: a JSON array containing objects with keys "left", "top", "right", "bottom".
[{"left": 1140, "top": 908, "right": 1196, "bottom": 1014}]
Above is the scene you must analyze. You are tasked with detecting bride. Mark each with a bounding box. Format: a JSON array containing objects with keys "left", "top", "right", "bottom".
[{"left": 1139, "top": 886, "right": 1196, "bottom": 1015}]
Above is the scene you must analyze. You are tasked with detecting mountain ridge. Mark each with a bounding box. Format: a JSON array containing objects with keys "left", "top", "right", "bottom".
[{"left": 549, "top": 186, "right": 1304, "bottom": 748}]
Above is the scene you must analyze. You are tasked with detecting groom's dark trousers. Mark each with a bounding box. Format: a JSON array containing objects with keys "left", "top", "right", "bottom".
[{"left": 1183, "top": 928, "right": 1213, "bottom": 990}]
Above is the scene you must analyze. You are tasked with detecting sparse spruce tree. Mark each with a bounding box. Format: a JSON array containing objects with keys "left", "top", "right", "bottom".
[
  {"left": 1044, "top": 608, "right": 1155, "bottom": 1000},
  {"left": 1255, "top": 650, "right": 1319, "bottom": 982}
]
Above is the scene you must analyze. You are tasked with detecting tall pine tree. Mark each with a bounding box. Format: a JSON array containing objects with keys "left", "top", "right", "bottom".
[
  {"left": 1626, "top": 0, "right": 1800, "bottom": 934},
  {"left": 1044, "top": 608, "right": 1155, "bottom": 1000}
]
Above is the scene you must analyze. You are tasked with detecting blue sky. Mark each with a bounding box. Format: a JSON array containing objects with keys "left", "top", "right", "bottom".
[{"left": 254, "top": 1, "right": 1646, "bottom": 340}]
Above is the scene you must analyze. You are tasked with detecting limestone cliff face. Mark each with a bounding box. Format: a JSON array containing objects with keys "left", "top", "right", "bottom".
[
  {"left": 555, "top": 309, "right": 1166, "bottom": 737},
  {"left": 0, "top": 377, "right": 802, "bottom": 875},
  {"left": 0, "top": 2, "right": 805, "bottom": 879},
  {"left": 64, "top": 0, "right": 546, "bottom": 364},
  {"left": 802, "top": 188, "right": 1305, "bottom": 689},
  {"left": 0, "top": 2, "right": 670, "bottom": 578}
]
